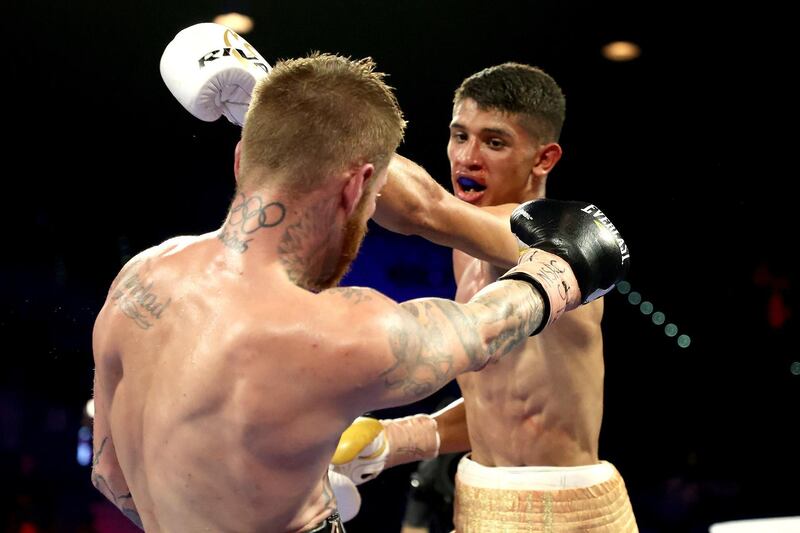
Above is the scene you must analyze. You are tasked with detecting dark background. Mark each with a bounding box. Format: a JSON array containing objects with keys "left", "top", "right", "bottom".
[{"left": 3, "top": 1, "right": 797, "bottom": 531}]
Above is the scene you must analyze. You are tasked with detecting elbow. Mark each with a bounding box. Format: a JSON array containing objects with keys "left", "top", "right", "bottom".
[
  {"left": 91, "top": 466, "right": 113, "bottom": 501},
  {"left": 404, "top": 203, "right": 435, "bottom": 237},
  {"left": 90, "top": 467, "right": 103, "bottom": 493},
  {"left": 380, "top": 202, "right": 432, "bottom": 237}
]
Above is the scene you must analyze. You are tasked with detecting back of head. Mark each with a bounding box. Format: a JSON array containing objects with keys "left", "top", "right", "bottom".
[
  {"left": 239, "top": 52, "right": 406, "bottom": 193},
  {"left": 454, "top": 63, "right": 566, "bottom": 143}
]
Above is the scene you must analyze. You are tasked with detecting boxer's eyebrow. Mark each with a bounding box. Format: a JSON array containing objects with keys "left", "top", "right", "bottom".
[{"left": 449, "top": 122, "right": 513, "bottom": 139}]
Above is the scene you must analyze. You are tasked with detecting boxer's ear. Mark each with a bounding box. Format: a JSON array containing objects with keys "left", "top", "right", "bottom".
[
  {"left": 530, "top": 142, "right": 562, "bottom": 179},
  {"left": 340, "top": 163, "right": 373, "bottom": 217},
  {"left": 233, "top": 141, "right": 243, "bottom": 183}
]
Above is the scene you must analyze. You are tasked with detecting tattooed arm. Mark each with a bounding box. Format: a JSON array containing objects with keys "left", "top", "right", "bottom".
[
  {"left": 325, "top": 270, "right": 546, "bottom": 410},
  {"left": 91, "top": 437, "right": 143, "bottom": 529},
  {"left": 373, "top": 154, "right": 518, "bottom": 270},
  {"left": 91, "top": 372, "right": 143, "bottom": 528}
]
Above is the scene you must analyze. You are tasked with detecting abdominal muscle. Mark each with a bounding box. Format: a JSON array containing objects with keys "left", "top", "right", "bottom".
[{"left": 454, "top": 252, "right": 604, "bottom": 468}]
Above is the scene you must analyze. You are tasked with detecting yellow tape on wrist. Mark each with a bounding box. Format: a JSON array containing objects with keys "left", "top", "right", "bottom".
[{"left": 331, "top": 417, "right": 386, "bottom": 465}]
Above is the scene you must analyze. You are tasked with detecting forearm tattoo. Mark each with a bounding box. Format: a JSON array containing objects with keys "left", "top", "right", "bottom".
[
  {"left": 471, "top": 282, "right": 540, "bottom": 359},
  {"left": 381, "top": 299, "right": 472, "bottom": 398},
  {"left": 219, "top": 193, "right": 286, "bottom": 253},
  {"left": 91, "top": 436, "right": 143, "bottom": 529},
  {"left": 383, "top": 284, "right": 541, "bottom": 399},
  {"left": 110, "top": 262, "right": 171, "bottom": 330}
]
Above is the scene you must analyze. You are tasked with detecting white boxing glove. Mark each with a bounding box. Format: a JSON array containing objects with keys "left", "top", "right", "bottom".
[
  {"left": 328, "top": 467, "right": 361, "bottom": 522},
  {"left": 160, "top": 23, "right": 271, "bottom": 126},
  {"left": 331, "top": 417, "right": 389, "bottom": 485},
  {"left": 331, "top": 415, "right": 440, "bottom": 486}
]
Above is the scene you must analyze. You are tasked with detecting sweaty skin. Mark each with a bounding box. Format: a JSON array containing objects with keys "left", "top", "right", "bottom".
[
  {"left": 449, "top": 97, "right": 605, "bottom": 467},
  {"left": 453, "top": 253, "right": 604, "bottom": 467},
  {"left": 378, "top": 97, "right": 606, "bottom": 468},
  {"left": 91, "top": 175, "right": 554, "bottom": 532}
]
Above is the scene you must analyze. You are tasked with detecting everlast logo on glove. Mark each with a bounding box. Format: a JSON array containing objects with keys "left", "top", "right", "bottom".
[
  {"left": 509, "top": 198, "right": 630, "bottom": 307},
  {"left": 581, "top": 204, "right": 630, "bottom": 263},
  {"left": 198, "top": 29, "right": 270, "bottom": 73}
]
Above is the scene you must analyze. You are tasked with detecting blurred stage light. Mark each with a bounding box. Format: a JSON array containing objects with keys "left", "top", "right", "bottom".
[
  {"left": 85, "top": 399, "right": 95, "bottom": 419},
  {"left": 602, "top": 41, "right": 642, "bottom": 62},
  {"left": 77, "top": 442, "right": 92, "bottom": 466},
  {"left": 213, "top": 12, "right": 254, "bottom": 34},
  {"left": 77, "top": 425, "right": 93, "bottom": 466}
]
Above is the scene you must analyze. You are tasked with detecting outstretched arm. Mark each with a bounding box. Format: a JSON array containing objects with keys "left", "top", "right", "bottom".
[
  {"left": 329, "top": 247, "right": 566, "bottom": 413},
  {"left": 330, "top": 262, "right": 555, "bottom": 484},
  {"left": 334, "top": 199, "right": 629, "bottom": 485},
  {"left": 328, "top": 269, "right": 547, "bottom": 484},
  {"left": 374, "top": 154, "right": 519, "bottom": 270}
]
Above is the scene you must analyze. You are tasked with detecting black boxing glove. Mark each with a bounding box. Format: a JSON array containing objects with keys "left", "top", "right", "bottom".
[{"left": 499, "top": 199, "right": 630, "bottom": 334}]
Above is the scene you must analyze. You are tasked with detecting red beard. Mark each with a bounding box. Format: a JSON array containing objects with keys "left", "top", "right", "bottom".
[{"left": 314, "top": 195, "right": 370, "bottom": 290}]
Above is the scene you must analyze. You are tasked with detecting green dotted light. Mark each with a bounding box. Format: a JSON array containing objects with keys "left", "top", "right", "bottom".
[
  {"left": 791, "top": 362, "right": 800, "bottom": 376},
  {"left": 618, "top": 284, "right": 689, "bottom": 349}
]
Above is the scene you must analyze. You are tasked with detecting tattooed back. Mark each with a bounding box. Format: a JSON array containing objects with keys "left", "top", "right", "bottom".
[{"left": 91, "top": 233, "right": 400, "bottom": 532}]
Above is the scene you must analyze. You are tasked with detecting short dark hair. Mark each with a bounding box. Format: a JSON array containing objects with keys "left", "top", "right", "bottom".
[{"left": 454, "top": 63, "right": 566, "bottom": 142}]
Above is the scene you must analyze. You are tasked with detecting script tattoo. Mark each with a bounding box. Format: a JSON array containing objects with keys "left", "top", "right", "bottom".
[
  {"left": 392, "top": 443, "right": 433, "bottom": 463},
  {"left": 219, "top": 193, "right": 286, "bottom": 253},
  {"left": 110, "top": 266, "right": 171, "bottom": 330}
]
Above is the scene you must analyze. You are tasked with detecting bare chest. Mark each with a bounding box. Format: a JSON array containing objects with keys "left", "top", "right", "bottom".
[{"left": 453, "top": 252, "right": 504, "bottom": 303}]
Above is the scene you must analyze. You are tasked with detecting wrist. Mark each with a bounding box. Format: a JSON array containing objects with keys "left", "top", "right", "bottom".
[
  {"left": 499, "top": 248, "right": 581, "bottom": 335},
  {"left": 381, "top": 414, "right": 440, "bottom": 469}
]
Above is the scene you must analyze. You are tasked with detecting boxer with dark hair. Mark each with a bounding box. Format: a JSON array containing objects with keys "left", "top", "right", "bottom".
[{"left": 335, "top": 64, "right": 637, "bottom": 531}]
